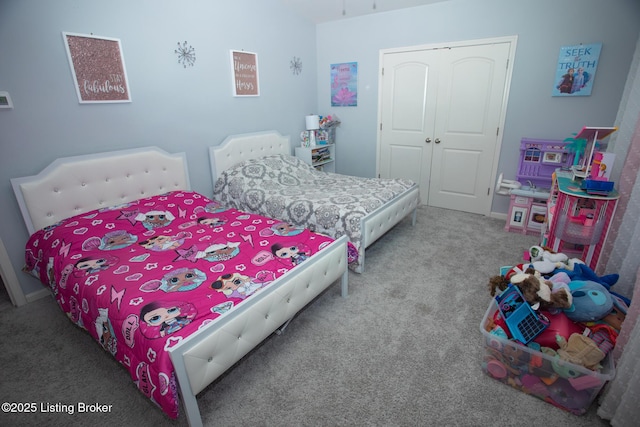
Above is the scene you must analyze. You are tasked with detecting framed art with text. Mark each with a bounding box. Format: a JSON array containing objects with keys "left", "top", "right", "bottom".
[
  {"left": 330, "top": 62, "right": 357, "bottom": 106},
  {"left": 230, "top": 50, "right": 260, "bottom": 96},
  {"left": 63, "top": 32, "right": 131, "bottom": 103},
  {"left": 552, "top": 43, "right": 601, "bottom": 97}
]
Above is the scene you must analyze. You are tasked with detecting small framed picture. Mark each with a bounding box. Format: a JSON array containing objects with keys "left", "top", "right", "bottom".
[
  {"left": 528, "top": 204, "right": 547, "bottom": 230},
  {"left": 543, "top": 152, "right": 562, "bottom": 163},
  {"left": 510, "top": 206, "right": 528, "bottom": 227},
  {"left": 230, "top": 50, "right": 260, "bottom": 96}
]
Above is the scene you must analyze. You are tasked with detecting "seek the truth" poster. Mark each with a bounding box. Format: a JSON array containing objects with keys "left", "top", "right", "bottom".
[{"left": 552, "top": 43, "right": 602, "bottom": 97}]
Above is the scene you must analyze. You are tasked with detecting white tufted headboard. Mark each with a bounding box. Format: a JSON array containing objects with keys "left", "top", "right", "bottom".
[
  {"left": 11, "top": 147, "right": 190, "bottom": 235},
  {"left": 209, "top": 130, "right": 291, "bottom": 186}
]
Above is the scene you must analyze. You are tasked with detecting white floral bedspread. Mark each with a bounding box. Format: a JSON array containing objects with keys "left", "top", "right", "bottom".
[{"left": 212, "top": 154, "right": 416, "bottom": 272}]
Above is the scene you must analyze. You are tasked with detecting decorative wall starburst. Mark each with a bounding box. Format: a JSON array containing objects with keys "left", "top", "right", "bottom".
[
  {"left": 175, "top": 41, "right": 196, "bottom": 68},
  {"left": 290, "top": 56, "right": 302, "bottom": 75}
]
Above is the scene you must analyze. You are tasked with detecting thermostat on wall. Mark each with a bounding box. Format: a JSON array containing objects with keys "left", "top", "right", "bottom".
[{"left": 0, "top": 91, "right": 13, "bottom": 109}]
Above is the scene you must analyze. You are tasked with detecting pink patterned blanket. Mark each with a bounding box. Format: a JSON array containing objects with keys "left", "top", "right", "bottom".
[{"left": 24, "top": 191, "right": 335, "bottom": 418}]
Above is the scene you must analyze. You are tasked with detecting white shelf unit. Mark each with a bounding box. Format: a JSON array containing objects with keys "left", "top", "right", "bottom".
[{"left": 295, "top": 144, "right": 335, "bottom": 172}]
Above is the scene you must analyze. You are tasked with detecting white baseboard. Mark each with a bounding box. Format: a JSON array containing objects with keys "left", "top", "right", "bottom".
[
  {"left": 490, "top": 211, "right": 508, "bottom": 221},
  {"left": 26, "top": 288, "right": 52, "bottom": 303}
]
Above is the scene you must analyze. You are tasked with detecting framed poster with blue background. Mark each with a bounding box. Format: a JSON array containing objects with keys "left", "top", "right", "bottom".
[{"left": 552, "top": 43, "right": 602, "bottom": 97}]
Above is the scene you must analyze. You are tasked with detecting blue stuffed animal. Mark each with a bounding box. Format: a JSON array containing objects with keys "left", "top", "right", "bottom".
[
  {"left": 563, "top": 280, "right": 613, "bottom": 323},
  {"left": 555, "top": 262, "right": 619, "bottom": 289}
]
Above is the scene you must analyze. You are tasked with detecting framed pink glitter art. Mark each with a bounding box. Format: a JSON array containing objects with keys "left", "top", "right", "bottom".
[{"left": 63, "top": 32, "right": 132, "bottom": 103}]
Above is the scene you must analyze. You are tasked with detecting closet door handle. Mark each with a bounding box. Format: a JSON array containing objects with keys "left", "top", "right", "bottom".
[
  {"left": 425, "top": 138, "right": 431, "bottom": 143},
  {"left": 435, "top": 138, "right": 441, "bottom": 144}
]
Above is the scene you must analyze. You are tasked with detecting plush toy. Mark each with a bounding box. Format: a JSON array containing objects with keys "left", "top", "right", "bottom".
[
  {"left": 529, "top": 246, "right": 577, "bottom": 272},
  {"left": 530, "top": 245, "right": 568, "bottom": 264},
  {"left": 500, "top": 264, "right": 534, "bottom": 281},
  {"left": 563, "top": 280, "right": 613, "bottom": 322},
  {"left": 502, "top": 260, "right": 555, "bottom": 278},
  {"left": 488, "top": 270, "right": 572, "bottom": 310},
  {"left": 548, "top": 347, "right": 582, "bottom": 379},
  {"left": 556, "top": 333, "right": 605, "bottom": 370},
  {"left": 558, "top": 262, "right": 619, "bottom": 290}
]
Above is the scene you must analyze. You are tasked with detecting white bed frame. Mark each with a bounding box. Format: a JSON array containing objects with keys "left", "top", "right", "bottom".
[
  {"left": 209, "top": 130, "right": 420, "bottom": 271},
  {"left": 11, "top": 146, "right": 349, "bottom": 427}
]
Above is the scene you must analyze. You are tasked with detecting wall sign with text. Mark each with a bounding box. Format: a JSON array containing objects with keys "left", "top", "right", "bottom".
[
  {"left": 230, "top": 50, "right": 260, "bottom": 97},
  {"left": 63, "top": 32, "right": 131, "bottom": 103},
  {"left": 552, "top": 43, "right": 602, "bottom": 97},
  {"left": 330, "top": 62, "right": 357, "bottom": 107}
]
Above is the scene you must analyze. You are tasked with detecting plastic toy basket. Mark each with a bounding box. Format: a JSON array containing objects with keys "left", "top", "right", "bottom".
[{"left": 480, "top": 298, "right": 615, "bottom": 415}]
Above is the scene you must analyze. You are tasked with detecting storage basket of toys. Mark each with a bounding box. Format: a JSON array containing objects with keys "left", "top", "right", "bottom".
[{"left": 479, "top": 247, "right": 627, "bottom": 414}]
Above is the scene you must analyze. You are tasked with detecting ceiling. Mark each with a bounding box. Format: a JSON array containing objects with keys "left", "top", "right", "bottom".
[{"left": 280, "top": 0, "right": 449, "bottom": 24}]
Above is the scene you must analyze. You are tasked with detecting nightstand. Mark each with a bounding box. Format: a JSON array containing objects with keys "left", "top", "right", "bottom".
[{"left": 295, "top": 144, "right": 335, "bottom": 172}]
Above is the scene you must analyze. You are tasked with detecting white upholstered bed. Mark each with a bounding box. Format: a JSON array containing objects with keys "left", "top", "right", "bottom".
[
  {"left": 11, "top": 147, "right": 348, "bottom": 426},
  {"left": 209, "top": 130, "right": 420, "bottom": 273}
]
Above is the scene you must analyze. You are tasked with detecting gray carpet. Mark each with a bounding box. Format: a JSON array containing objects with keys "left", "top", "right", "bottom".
[{"left": 0, "top": 206, "right": 611, "bottom": 426}]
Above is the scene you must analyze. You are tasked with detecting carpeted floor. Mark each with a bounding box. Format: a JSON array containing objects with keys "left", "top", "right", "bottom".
[{"left": 0, "top": 206, "right": 611, "bottom": 426}]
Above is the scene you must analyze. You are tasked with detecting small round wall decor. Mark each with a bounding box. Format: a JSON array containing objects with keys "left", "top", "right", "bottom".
[
  {"left": 290, "top": 56, "right": 302, "bottom": 75},
  {"left": 175, "top": 41, "right": 196, "bottom": 68}
]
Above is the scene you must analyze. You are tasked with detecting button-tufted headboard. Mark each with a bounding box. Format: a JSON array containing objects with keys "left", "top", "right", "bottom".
[
  {"left": 209, "top": 130, "right": 291, "bottom": 186},
  {"left": 11, "top": 147, "right": 190, "bottom": 235}
]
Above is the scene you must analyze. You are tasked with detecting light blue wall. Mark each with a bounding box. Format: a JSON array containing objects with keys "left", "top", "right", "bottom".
[
  {"left": 316, "top": 0, "right": 640, "bottom": 210},
  {"left": 0, "top": 0, "right": 317, "bottom": 297}
]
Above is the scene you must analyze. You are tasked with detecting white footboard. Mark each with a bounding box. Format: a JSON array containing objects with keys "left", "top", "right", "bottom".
[
  {"left": 169, "top": 235, "right": 348, "bottom": 427},
  {"left": 359, "top": 185, "right": 420, "bottom": 270}
]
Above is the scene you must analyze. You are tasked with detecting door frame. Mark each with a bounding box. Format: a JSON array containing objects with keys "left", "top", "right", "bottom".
[
  {"left": 0, "top": 237, "right": 27, "bottom": 306},
  {"left": 376, "top": 35, "right": 518, "bottom": 216}
]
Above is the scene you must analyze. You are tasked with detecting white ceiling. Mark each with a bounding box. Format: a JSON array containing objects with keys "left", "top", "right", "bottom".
[{"left": 280, "top": 0, "right": 449, "bottom": 23}]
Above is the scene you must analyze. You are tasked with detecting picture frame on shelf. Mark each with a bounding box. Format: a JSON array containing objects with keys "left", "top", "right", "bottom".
[{"left": 510, "top": 206, "right": 528, "bottom": 227}]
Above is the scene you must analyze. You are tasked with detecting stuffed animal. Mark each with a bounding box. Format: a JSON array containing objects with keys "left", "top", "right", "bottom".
[
  {"left": 488, "top": 270, "right": 572, "bottom": 310},
  {"left": 556, "top": 333, "right": 605, "bottom": 370},
  {"left": 563, "top": 280, "right": 613, "bottom": 322},
  {"left": 557, "top": 262, "right": 619, "bottom": 290},
  {"left": 529, "top": 246, "right": 571, "bottom": 271},
  {"left": 500, "top": 264, "right": 535, "bottom": 281},
  {"left": 502, "top": 261, "right": 555, "bottom": 279},
  {"left": 529, "top": 245, "right": 562, "bottom": 262}
]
